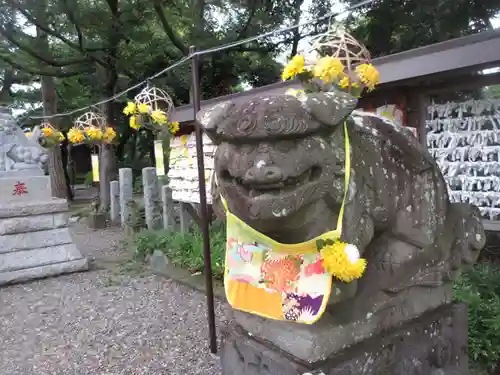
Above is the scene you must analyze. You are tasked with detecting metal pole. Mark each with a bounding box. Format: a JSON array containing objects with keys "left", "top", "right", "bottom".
[
  {"left": 189, "top": 45, "right": 218, "bottom": 354},
  {"left": 417, "top": 92, "right": 429, "bottom": 149}
]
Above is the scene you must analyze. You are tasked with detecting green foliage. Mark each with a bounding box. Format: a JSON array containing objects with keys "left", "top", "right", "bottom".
[
  {"left": 484, "top": 85, "right": 500, "bottom": 100},
  {"left": 346, "top": 0, "right": 500, "bottom": 58},
  {"left": 84, "top": 171, "right": 93, "bottom": 187},
  {"left": 133, "top": 221, "right": 226, "bottom": 279},
  {"left": 454, "top": 263, "right": 500, "bottom": 372}
]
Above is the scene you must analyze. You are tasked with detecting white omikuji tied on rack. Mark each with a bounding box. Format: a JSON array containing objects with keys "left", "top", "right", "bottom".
[
  {"left": 427, "top": 130, "right": 500, "bottom": 149},
  {"left": 427, "top": 98, "right": 500, "bottom": 221},
  {"left": 428, "top": 100, "right": 500, "bottom": 118}
]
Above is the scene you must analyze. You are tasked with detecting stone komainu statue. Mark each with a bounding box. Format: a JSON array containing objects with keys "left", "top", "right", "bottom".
[
  {"left": 197, "top": 91, "right": 485, "bottom": 374},
  {"left": 0, "top": 108, "right": 48, "bottom": 172}
]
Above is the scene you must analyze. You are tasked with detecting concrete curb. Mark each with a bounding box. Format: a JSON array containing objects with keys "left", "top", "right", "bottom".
[{"left": 148, "top": 251, "right": 225, "bottom": 298}]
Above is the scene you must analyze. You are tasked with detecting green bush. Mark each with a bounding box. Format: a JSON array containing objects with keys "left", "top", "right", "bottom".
[
  {"left": 454, "top": 263, "right": 500, "bottom": 372},
  {"left": 133, "top": 221, "right": 226, "bottom": 279}
]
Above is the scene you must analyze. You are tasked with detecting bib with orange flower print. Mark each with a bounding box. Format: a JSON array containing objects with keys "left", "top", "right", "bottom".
[{"left": 221, "top": 122, "right": 367, "bottom": 324}]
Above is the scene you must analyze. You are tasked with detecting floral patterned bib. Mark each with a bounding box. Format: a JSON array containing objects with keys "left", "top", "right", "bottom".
[{"left": 221, "top": 122, "right": 364, "bottom": 324}]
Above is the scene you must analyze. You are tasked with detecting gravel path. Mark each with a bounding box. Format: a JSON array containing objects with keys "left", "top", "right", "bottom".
[{"left": 0, "top": 223, "right": 226, "bottom": 375}]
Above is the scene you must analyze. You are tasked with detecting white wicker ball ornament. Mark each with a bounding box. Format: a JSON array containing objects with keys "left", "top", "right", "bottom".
[
  {"left": 134, "top": 86, "right": 174, "bottom": 116},
  {"left": 308, "top": 25, "right": 371, "bottom": 75},
  {"left": 74, "top": 111, "right": 106, "bottom": 130}
]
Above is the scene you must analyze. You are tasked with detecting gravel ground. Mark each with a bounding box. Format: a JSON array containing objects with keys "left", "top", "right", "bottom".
[{"left": 0, "top": 223, "right": 226, "bottom": 375}]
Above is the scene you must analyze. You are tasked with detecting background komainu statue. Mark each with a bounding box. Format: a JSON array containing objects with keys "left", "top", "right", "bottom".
[
  {"left": 198, "top": 90, "right": 485, "bottom": 375},
  {"left": 0, "top": 107, "right": 48, "bottom": 174}
]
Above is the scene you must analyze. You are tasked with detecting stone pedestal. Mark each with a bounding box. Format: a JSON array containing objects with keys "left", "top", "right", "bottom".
[
  {"left": 142, "top": 167, "right": 162, "bottom": 230},
  {"left": 221, "top": 303, "right": 468, "bottom": 375},
  {"left": 109, "top": 180, "right": 120, "bottom": 224},
  {"left": 0, "top": 175, "right": 88, "bottom": 286},
  {"left": 119, "top": 168, "right": 133, "bottom": 228},
  {"left": 87, "top": 212, "right": 107, "bottom": 229},
  {"left": 161, "top": 185, "right": 175, "bottom": 230}
]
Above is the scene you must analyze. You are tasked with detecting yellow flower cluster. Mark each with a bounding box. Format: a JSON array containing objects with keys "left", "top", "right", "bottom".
[
  {"left": 103, "top": 127, "right": 117, "bottom": 143},
  {"left": 38, "top": 124, "right": 65, "bottom": 148},
  {"left": 122, "top": 101, "right": 179, "bottom": 135},
  {"left": 68, "top": 127, "right": 85, "bottom": 143},
  {"left": 320, "top": 241, "right": 367, "bottom": 282},
  {"left": 67, "top": 125, "right": 116, "bottom": 144},
  {"left": 281, "top": 55, "right": 305, "bottom": 81},
  {"left": 281, "top": 53, "right": 380, "bottom": 94},
  {"left": 85, "top": 126, "right": 103, "bottom": 141},
  {"left": 355, "top": 63, "right": 380, "bottom": 91}
]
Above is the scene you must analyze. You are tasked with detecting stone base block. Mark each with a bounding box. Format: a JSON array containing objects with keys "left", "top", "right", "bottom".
[
  {"left": 221, "top": 303, "right": 468, "bottom": 375},
  {"left": 87, "top": 212, "right": 107, "bottom": 229},
  {"left": 0, "top": 198, "right": 88, "bottom": 286},
  {"left": 0, "top": 211, "right": 67, "bottom": 235},
  {"left": 0, "top": 198, "right": 68, "bottom": 218},
  {"left": 0, "top": 175, "right": 52, "bottom": 203},
  {"left": 0, "top": 243, "right": 84, "bottom": 271},
  {"left": 0, "top": 258, "right": 88, "bottom": 285},
  {"left": 0, "top": 244, "right": 88, "bottom": 285},
  {"left": 0, "top": 227, "right": 72, "bottom": 252},
  {"left": 0, "top": 170, "right": 44, "bottom": 178}
]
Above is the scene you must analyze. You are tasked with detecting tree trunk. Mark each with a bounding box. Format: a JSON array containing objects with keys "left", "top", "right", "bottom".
[
  {"left": 60, "top": 134, "right": 74, "bottom": 200},
  {"left": 290, "top": 0, "right": 304, "bottom": 58},
  {"left": 37, "top": 28, "right": 69, "bottom": 199},
  {"left": 98, "top": 0, "right": 120, "bottom": 210},
  {"left": 98, "top": 93, "right": 118, "bottom": 209}
]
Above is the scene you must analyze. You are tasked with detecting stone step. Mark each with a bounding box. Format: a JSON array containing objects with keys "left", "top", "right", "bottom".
[
  {"left": 0, "top": 212, "right": 68, "bottom": 235},
  {"left": 0, "top": 244, "right": 85, "bottom": 273},
  {"left": 0, "top": 198, "right": 68, "bottom": 218},
  {"left": 0, "top": 258, "right": 88, "bottom": 285},
  {"left": 0, "top": 228, "right": 73, "bottom": 253}
]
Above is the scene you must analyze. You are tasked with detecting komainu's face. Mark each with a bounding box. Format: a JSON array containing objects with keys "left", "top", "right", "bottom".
[
  {"left": 198, "top": 92, "right": 357, "bottom": 232},
  {"left": 215, "top": 132, "right": 346, "bottom": 223}
]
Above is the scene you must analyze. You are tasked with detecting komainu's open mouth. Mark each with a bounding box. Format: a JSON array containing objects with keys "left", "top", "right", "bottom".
[{"left": 222, "top": 166, "right": 322, "bottom": 198}]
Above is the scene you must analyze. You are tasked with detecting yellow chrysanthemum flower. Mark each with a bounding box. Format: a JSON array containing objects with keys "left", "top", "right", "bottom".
[
  {"left": 85, "top": 126, "right": 103, "bottom": 140},
  {"left": 282, "top": 55, "right": 305, "bottom": 81},
  {"left": 123, "top": 101, "right": 136, "bottom": 116},
  {"left": 339, "top": 76, "right": 350, "bottom": 89},
  {"left": 137, "top": 103, "right": 150, "bottom": 114},
  {"left": 355, "top": 64, "right": 380, "bottom": 91},
  {"left": 320, "top": 241, "right": 367, "bottom": 282},
  {"left": 129, "top": 115, "right": 140, "bottom": 130},
  {"left": 338, "top": 76, "right": 360, "bottom": 89},
  {"left": 68, "top": 128, "right": 85, "bottom": 144},
  {"left": 42, "top": 126, "right": 54, "bottom": 137},
  {"left": 103, "top": 127, "right": 116, "bottom": 143},
  {"left": 151, "top": 110, "right": 168, "bottom": 125},
  {"left": 169, "top": 121, "right": 180, "bottom": 135},
  {"left": 313, "top": 56, "right": 345, "bottom": 84}
]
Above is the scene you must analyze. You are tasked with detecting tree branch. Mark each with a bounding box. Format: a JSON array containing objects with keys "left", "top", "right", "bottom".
[
  {"left": 153, "top": 1, "right": 188, "bottom": 55},
  {"left": 235, "top": 7, "right": 257, "bottom": 41},
  {"left": 6, "top": 0, "right": 114, "bottom": 67},
  {"left": 0, "top": 67, "right": 15, "bottom": 101},
  {"left": 0, "top": 53, "right": 90, "bottom": 77},
  {"left": 0, "top": 24, "right": 89, "bottom": 67},
  {"left": 60, "top": 0, "right": 85, "bottom": 50}
]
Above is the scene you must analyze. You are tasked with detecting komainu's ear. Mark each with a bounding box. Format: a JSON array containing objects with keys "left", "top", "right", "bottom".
[
  {"left": 301, "top": 90, "right": 358, "bottom": 127},
  {"left": 196, "top": 101, "right": 234, "bottom": 144}
]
